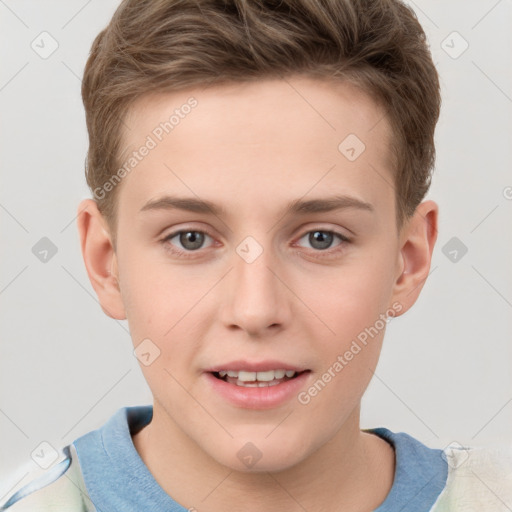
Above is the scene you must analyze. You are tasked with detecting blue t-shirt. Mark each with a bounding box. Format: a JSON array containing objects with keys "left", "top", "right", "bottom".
[{"left": 3, "top": 405, "right": 512, "bottom": 511}]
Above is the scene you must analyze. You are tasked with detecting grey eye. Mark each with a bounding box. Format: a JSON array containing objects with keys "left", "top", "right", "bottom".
[
  {"left": 298, "top": 230, "right": 345, "bottom": 251},
  {"left": 166, "top": 230, "right": 212, "bottom": 251},
  {"left": 308, "top": 231, "right": 334, "bottom": 250}
]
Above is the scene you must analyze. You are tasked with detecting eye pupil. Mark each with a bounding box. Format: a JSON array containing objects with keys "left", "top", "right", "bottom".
[
  {"left": 310, "top": 231, "right": 333, "bottom": 250},
  {"left": 180, "top": 231, "right": 204, "bottom": 250}
]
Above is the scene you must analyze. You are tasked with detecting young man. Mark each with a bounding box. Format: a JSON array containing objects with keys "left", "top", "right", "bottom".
[{"left": 2, "top": 0, "right": 512, "bottom": 510}]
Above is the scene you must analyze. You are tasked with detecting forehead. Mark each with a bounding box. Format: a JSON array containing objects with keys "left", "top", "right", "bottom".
[{"left": 117, "top": 76, "right": 394, "bottom": 220}]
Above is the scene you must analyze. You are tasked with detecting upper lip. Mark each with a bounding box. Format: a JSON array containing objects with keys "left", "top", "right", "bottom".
[{"left": 205, "top": 360, "right": 308, "bottom": 373}]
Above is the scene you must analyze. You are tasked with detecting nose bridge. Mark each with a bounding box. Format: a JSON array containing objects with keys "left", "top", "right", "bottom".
[{"left": 222, "top": 234, "right": 289, "bottom": 334}]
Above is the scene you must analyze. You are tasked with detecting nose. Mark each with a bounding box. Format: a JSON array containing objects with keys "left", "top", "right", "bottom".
[{"left": 220, "top": 240, "right": 291, "bottom": 336}]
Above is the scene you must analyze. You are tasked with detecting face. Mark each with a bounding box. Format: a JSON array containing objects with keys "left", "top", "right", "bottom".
[{"left": 82, "top": 76, "right": 433, "bottom": 473}]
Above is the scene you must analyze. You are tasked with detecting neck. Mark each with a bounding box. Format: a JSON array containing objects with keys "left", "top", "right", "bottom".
[{"left": 132, "top": 403, "right": 395, "bottom": 512}]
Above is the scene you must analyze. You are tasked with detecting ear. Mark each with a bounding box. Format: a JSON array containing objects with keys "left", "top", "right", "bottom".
[
  {"left": 76, "top": 199, "right": 126, "bottom": 320},
  {"left": 390, "top": 200, "right": 438, "bottom": 316}
]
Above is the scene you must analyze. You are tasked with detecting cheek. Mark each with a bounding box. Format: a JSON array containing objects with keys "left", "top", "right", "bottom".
[
  {"left": 305, "top": 255, "right": 395, "bottom": 342},
  {"left": 119, "top": 260, "right": 214, "bottom": 381},
  {"left": 299, "top": 246, "right": 395, "bottom": 405},
  {"left": 119, "top": 254, "right": 197, "bottom": 337},
  {"left": 298, "top": 326, "right": 385, "bottom": 427}
]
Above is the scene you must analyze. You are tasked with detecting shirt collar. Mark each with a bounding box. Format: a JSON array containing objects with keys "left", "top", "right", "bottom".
[{"left": 365, "top": 426, "right": 448, "bottom": 511}]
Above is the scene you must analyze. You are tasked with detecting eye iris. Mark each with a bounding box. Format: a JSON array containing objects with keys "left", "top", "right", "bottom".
[
  {"left": 180, "top": 231, "right": 204, "bottom": 250},
  {"left": 310, "top": 231, "right": 333, "bottom": 250}
]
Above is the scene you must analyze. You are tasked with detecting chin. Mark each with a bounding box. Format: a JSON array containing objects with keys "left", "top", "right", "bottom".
[{"left": 206, "top": 435, "right": 311, "bottom": 474}]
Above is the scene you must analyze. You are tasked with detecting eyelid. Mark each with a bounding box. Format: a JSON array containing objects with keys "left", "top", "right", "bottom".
[{"left": 292, "top": 221, "right": 351, "bottom": 241}]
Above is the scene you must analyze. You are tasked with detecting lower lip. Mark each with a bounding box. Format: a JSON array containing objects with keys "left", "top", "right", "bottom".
[{"left": 204, "top": 371, "right": 311, "bottom": 409}]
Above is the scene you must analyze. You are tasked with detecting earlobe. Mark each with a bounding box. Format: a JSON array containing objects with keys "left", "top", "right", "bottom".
[
  {"left": 390, "top": 200, "right": 438, "bottom": 315},
  {"left": 76, "top": 199, "right": 126, "bottom": 320}
]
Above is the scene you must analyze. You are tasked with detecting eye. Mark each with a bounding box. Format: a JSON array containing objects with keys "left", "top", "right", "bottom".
[
  {"left": 295, "top": 229, "right": 350, "bottom": 253},
  {"left": 160, "top": 227, "right": 351, "bottom": 259},
  {"left": 162, "top": 229, "right": 214, "bottom": 256}
]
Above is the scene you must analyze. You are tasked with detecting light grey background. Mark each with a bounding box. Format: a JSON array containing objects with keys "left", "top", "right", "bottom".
[{"left": 1, "top": 0, "right": 511, "bottom": 498}]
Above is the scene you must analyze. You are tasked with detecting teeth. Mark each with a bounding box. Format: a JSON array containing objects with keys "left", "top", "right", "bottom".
[
  {"left": 238, "top": 371, "right": 257, "bottom": 382},
  {"left": 254, "top": 370, "right": 275, "bottom": 382},
  {"left": 216, "top": 369, "right": 297, "bottom": 381},
  {"left": 237, "top": 380, "right": 282, "bottom": 388}
]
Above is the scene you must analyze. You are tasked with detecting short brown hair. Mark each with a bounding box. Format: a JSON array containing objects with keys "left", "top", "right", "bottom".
[{"left": 82, "top": 0, "right": 441, "bottom": 243}]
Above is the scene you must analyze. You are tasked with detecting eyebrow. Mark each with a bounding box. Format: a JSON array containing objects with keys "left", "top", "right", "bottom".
[{"left": 139, "top": 194, "right": 374, "bottom": 217}]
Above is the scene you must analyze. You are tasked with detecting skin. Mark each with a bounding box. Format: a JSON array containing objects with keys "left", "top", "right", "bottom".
[{"left": 77, "top": 76, "right": 438, "bottom": 511}]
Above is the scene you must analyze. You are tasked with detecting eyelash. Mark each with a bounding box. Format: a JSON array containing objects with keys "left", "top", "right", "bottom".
[{"left": 160, "top": 227, "right": 351, "bottom": 259}]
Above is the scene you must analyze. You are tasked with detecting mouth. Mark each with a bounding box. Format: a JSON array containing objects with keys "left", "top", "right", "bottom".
[
  {"left": 211, "top": 369, "right": 309, "bottom": 388},
  {"left": 205, "top": 361, "right": 312, "bottom": 408}
]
